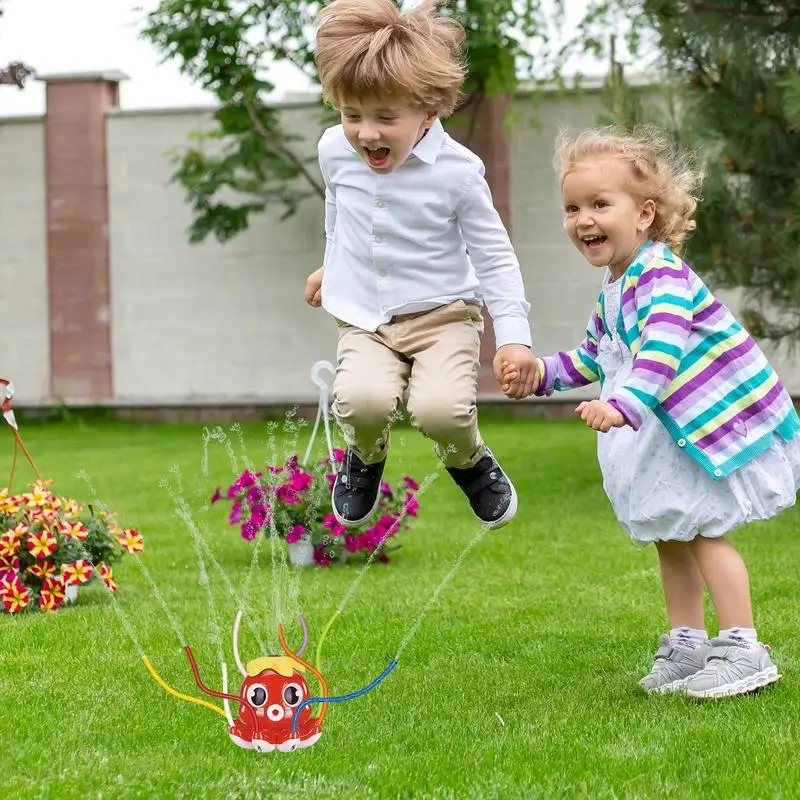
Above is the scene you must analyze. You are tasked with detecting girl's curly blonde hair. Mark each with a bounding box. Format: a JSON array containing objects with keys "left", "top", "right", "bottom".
[
  {"left": 314, "top": 0, "right": 466, "bottom": 116},
  {"left": 554, "top": 124, "right": 705, "bottom": 255}
]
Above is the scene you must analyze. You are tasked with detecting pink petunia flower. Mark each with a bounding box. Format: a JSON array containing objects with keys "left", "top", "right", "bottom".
[
  {"left": 285, "top": 523, "right": 305, "bottom": 544},
  {"left": 403, "top": 476, "right": 420, "bottom": 491},
  {"left": 241, "top": 520, "right": 259, "bottom": 540},
  {"left": 276, "top": 485, "right": 300, "bottom": 505},
  {"left": 249, "top": 503, "right": 270, "bottom": 526},
  {"left": 313, "top": 547, "right": 332, "bottom": 566},
  {"left": 404, "top": 492, "right": 420, "bottom": 517},
  {"left": 246, "top": 486, "right": 266, "bottom": 506},
  {"left": 290, "top": 470, "right": 313, "bottom": 492},
  {"left": 210, "top": 487, "right": 222, "bottom": 504},
  {"left": 228, "top": 501, "right": 242, "bottom": 525}
]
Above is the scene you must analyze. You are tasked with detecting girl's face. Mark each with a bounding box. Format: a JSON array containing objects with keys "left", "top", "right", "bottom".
[
  {"left": 340, "top": 97, "right": 438, "bottom": 174},
  {"left": 562, "top": 155, "right": 656, "bottom": 279}
]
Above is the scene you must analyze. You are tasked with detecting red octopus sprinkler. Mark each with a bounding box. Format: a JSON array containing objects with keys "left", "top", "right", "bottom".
[{"left": 144, "top": 610, "right": 396, "bottom": 752}]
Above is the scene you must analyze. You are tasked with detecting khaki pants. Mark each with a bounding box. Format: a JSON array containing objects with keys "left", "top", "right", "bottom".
[{"left": 332, "top": 300, "right": 486, "bottom": 469}]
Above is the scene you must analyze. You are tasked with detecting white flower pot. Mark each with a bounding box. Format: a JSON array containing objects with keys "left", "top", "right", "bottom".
[
  {"left": 287, "top": 538, "right": 314, "bottom": 567},
  {"left": 64, "top": 584, "right": 78, "bottom": 603}
]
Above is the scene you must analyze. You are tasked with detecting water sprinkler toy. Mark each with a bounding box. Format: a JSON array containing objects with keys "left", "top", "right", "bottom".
[{"left": 143, "top": 611, "right": 397, "bottom": 752}]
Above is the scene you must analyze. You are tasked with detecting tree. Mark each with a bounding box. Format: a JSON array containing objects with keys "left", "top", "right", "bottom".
[
  {"left": 140, "top": 0, "right": 567, "bottom": 244},
  {"left": 0, "top": 2, "right": 34, "bottom": 88},
  {"left": 578, "top": 0, "right": 800, "bottom": 346}
]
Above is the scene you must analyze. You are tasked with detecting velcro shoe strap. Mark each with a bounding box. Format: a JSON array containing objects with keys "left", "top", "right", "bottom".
[
  {"left": 343, "top": 472, "right": 376, "bottom": 490},
  {"left": 466, "top": 471, "right": 502, "bottom": 496}
]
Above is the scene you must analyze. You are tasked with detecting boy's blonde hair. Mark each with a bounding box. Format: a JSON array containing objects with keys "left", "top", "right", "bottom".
[
  {"left": 314, "top": 0, "right": 466, "bottom": 116},
  {"left": 554, "top": 125, "right": 704, "bottom": 255}
]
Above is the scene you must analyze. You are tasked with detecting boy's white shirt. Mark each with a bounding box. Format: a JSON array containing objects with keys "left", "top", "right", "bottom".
[{"left": 317, "top": 119, "right": 532, "bottom": 349}]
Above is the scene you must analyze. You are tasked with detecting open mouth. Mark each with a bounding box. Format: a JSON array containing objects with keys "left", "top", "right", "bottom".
[
  {"left": 364, "top": 147, "right": 390, "bottom": 168},
  {"left": 581, "top": 235, "right": 608, "bottom": 250}
]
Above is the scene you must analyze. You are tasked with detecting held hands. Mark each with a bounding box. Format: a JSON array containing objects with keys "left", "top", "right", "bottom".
[
  {"left": 495, "top": 346, "right": 540, "bottom": 399},
  {"left": 575, "top": 399, "right": 625, "bottom": 432},
  {"left": 304, "top": 267, "right": 324, "bottom": 307}
]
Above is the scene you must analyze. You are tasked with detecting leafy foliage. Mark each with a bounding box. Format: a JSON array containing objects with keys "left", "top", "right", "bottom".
[
  {"left": 140, "top": 0, "right": 566, "bottom": 243},
  {"left": 579, "top": 0, "right": 800, "bottom": 345}
]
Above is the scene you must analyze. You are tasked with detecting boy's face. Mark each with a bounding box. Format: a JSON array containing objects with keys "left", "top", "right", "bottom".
[{"left": 340, "top": 97, "right": 438, "bottom": 173}]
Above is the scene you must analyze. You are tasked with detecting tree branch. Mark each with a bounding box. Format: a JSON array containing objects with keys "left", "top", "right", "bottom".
[{"left": 243, "top": 98, "right": 325, "bottom": 199}]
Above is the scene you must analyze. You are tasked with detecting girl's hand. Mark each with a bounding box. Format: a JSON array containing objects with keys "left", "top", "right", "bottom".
[
  {"left": 499, "top": 357, "right": 543, "bottom": 398},
  {"left": 575, "top": 400, "right": 625, "bottom": 432}
]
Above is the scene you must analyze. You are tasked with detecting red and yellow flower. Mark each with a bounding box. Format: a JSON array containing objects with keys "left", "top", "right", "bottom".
[
  {"left": 26, "top": 530, "right": 58, "bottom": 560},
  {"left": 61, "top": 559, "right": 93, "bottom": 586},
  {"left": 118, "top": 529, "right": 144, "bottom": 554},
  {"left": 26, "top": 559, "right": 56, "bottom": 579},
  {"left": 59, "top": 520, "right": 88, "bottom": 542},
  {"left": 0, "top": 574, "right": 29, "bottom": 613},
  {"left": 98, "top": 562, "right": 118, "bottom": 592},
  {"left": 40, "top": 575, "right": 66, "bottom": 605},
  {"left": 0, "top": 531, "right": 21, "bottom": 557}
]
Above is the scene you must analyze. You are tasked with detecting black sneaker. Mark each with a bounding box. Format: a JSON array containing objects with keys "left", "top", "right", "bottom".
[
  {"left": 446, "top": 450, "right": 518, "bottom": 529},
  {"left": 332, "top": 448, "right": 386, "bottom": 528}
]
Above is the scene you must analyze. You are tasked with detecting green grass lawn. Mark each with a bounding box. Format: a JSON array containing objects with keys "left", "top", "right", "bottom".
[{"left": 1, "top": 414, "right": 799, "bottom": 799}]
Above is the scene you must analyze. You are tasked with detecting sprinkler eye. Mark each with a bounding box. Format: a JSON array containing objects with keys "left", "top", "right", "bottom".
[
  {"left": 246, "top": 683, "right": 268, "bottom": 707},
  {"left": 283, "top": 683, "right": 303, "bottom": 707}
]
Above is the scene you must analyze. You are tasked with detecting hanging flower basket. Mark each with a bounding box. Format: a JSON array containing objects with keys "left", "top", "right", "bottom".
[
  {"left": 211, "top": 449, "right": 421, "bottom": 567},
  {"left": 0, "top": 480, "right": 144, "bottom": 614}
]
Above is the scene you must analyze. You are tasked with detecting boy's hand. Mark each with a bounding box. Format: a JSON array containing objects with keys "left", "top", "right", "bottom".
[
  {"left": 500, "top": 357, "right": 542, "bottom": 398},
  {"left": 575, "top": 400, "right": 625, "bottom": 432},
  {"left": 494, "top": 345, "right": 539, "bottom": 398},
  {"left": 304, "top": 267, "right": 324, "bottom": 307}
]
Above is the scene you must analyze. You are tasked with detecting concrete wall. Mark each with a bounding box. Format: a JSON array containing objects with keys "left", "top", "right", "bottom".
[
  {"left": 1, "top": 83, "right": 797, "bottom": 407},
  {"left": 0, "top": 116, "right": 50, "bottom": 399}
]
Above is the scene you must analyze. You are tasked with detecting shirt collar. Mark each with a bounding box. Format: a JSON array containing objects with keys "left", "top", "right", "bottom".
[{"left": 411, "top": 118, "right": 445, "bottom": 165}]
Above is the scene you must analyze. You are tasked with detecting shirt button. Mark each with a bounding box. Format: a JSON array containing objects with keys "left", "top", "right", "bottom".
[
  {"left": 374, "top": 235, "right": 383, "bottom": 244},
  {"left": 677, "top": 438, "right": 686, "bottom": 447},
  {"left": 375, "top": 198, "right": 386, "bottom": 208},
  {"left": 377, "top": 269, "right": 387, "bottom": 277},
  {"left": 713, "top": 469, "right": 723, "bottom": 478}
]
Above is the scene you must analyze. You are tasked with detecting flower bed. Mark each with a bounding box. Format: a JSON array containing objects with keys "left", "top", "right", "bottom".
[
  {"left": 0, "top": 480, "right": 144, "bottom": 614},
  {"left": 211, "top": 449, "right": 420, "bottom": 566}
]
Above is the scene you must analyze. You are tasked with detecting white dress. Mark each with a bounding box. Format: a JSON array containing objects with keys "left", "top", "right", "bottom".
[{"left": 596, "top": 270, "right": 800, "bottom": 546}]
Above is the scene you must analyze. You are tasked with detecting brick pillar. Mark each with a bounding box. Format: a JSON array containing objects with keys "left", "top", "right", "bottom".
[
  {"left": 39, "top": 70, "right": 128, "bottom": 402},
  {"left": 446, "top": 94, "right": 512, "bottom": 394}
]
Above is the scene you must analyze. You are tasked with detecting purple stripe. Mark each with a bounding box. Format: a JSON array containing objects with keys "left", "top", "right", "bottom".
[
  {"left": 635, "top": 262, "right": 689, "bottom": 293},
  {"left": 662, "top": 337, "right": 759, "bottom": 414},
  {"left": 693, "top": 381, "right": 786, "bottom": 450},
  {"left": 693, "top": 298, "right": 725, "bottom": 325},
  {"left": 621, "top": 285, "right": 636, "bottom": 308},
  {"left": 700, "top": 403, "right": 785, "bottom": 457},
  {"left": 608, "top": 393, "right": 642, "bottom": 430},
  {"left": 633, "top": 358, "right": 676, "bottom": 380},
  {"left": 645, "top": 311, "right": 692, "bottom": 332},
  {"left": 558, "top": 352, "right": 591, "bottom": 386}
]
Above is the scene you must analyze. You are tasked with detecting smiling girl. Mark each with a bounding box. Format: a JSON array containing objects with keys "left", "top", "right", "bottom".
[{"left": 503, "top": 125, "right": 800, "bottom": 699}]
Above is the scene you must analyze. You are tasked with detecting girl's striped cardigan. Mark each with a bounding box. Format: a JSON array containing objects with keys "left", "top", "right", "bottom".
[{"left": 537, "top": 240, "right": 800, "bottom": 480}]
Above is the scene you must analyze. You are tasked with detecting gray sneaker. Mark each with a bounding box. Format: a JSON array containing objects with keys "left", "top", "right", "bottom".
[
  {"left": 684, "top": 637, "right": 781, "bottom": 699},
  {"left": 640, "top": 634, "right": 711, "bottom": 694}
]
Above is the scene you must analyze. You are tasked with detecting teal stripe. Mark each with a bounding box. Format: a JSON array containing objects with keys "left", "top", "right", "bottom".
[
  {"left": 693, "top": 283, "right": 709, "bottom": 308},
  {"left": 638, "top": 339, "right": 684, "bottom": 360},
  {"left": 682, "top": 366, "right": 773, "bottom": 436},
  {"left": 626, "top": 385, "right": 658, "bottom": 410},
  {"left": 577, "top": 349, "right": 599, "bottom": 377}
]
